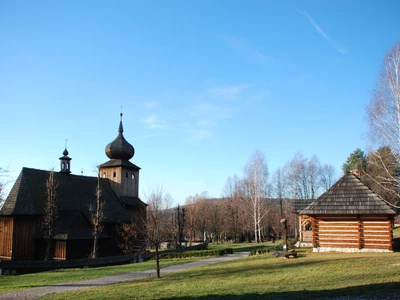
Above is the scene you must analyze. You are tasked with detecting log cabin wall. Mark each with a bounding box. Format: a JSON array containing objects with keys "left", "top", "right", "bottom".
[
  {"left": 313, "top": 215, "right": 393, "bottom": 251},
  {"left": 360, "top": 216, "right": 393, "bottom": 250},
  {"left": 0, "top": 217, "right": 14, "bottom": 259}
]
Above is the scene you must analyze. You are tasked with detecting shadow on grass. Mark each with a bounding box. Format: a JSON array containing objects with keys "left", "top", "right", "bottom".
[
  {"left": 166, "top": 281, "right": 400, "bottom": 299},
  {"left": 393, "top": 237, "right": 400, "bottom": 252}
]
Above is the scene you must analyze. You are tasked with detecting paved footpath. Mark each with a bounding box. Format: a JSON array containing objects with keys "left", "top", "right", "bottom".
[{"left": 0, "top": 253, "right": 249, "bottom": 300}]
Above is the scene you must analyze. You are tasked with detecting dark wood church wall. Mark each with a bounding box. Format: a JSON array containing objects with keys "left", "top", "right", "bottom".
[{"left": 12, "top": 216, "right": 38, "bottom": 259}]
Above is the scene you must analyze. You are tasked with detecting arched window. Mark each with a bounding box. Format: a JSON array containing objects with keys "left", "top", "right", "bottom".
[
  {"left": 102, "top": 173, "right": 106, "bottom": 178},
  {"left": 131, "top": 174, "right": 135, "bottom": 180}
]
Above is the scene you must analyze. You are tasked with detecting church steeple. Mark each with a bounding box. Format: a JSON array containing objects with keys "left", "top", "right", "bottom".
[
  {"left": 99, "top": 113, "right": 141, "bottom": 199},
  {"left": 59, "top": 147, "right": 71, "bottom": 173}
]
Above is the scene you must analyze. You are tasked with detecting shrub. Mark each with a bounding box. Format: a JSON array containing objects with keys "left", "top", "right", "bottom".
[
  {"left": 288, "top": 238, "right": 298, "bottom": 248},
  {"left": 150, "top": 248, "right": 233, "bottom": 260},
  {"left": 249, "top": 247, "right": 269, "bottom": 256},
  {"left": 270, "top": 244, "right": 283, "bottom": 252}
]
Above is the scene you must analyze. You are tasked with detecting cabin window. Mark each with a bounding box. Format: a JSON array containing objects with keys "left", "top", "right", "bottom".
[
  {"left": 113, "top": 172, "right": 116, "bottom": 177},
  {"left": 102, "top": 173, "right": 106, "bottom": 178}
]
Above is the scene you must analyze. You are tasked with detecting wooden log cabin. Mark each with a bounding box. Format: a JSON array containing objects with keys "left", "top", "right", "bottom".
[
  {"left": 299, "top": 170, "right": 396, "bottom": 252},
  {"left": 0, "top": 114, "right": 146, "bottom": 260}
]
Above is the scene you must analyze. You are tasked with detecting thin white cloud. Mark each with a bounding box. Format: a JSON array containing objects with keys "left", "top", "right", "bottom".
[
  {"left": 296, "top": 8, "right": 348, "bottom": 54},
  {"left": 221, "top": 35, "right": 273, "bottom": 66},
  {"left": 140, "top": 114, "right": 169, "bottom": 129},
  {"left": 207, "top": 83, "right": 253, "bottom": 100},
  {"left": 185, "top": 129, "right": 211, "bottom": 141},
  {"left": 143, "top": 101, "right": 158, "bottom": 109},
  {"left": 181, "top": 101, "right": 233, "bottom": 141},
  {"left": 191, "top": 102, "right": 233, "bottom": 119}
]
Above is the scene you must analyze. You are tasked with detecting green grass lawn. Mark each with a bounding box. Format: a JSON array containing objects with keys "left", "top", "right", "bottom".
[
  {"left": 0, "top": 258, "right": 203, "bottom": 294},
  {"left": 40, "top": 248, "right": 400, "bottom": 300}
]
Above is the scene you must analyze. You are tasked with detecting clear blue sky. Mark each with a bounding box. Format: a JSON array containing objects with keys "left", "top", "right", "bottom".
[{"left": 1, "top": 1, "right": 399, "bottom": 204}]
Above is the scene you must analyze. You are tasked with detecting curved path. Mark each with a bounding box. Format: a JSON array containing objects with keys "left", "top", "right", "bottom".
[{"left": 0, "top": 253, "right": 249, "bottom": 300}]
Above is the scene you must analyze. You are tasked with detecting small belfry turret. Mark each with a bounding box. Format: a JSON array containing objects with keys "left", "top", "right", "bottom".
[
  {"left": 59, "top": 147, "right": 71, "bottom": 173},
  {"left": 98, "top": 113, "right": 141, "bottom": 199}
]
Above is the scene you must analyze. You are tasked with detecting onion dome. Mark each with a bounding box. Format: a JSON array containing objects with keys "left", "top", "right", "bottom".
[{"left": 105, "top": 113, "right": 135, "bottom": 160}]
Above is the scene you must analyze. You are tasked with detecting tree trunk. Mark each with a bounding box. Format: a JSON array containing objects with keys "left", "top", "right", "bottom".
[
  {"left": 253, "top": 205, "right": 258, "bottom": 243},
  {"left": 155, "top": 243, "right": 161, "bottom": 278},
  {"left": 93, "top": 232, "right": 98, "bottom": 258},
  {"left": 44, "top": 238, "right": 52, "bottom": 261}
]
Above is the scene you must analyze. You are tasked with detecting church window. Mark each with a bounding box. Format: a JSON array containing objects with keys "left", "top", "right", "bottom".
[
  {"left": 131, "top": 174, "right": 135, "bottom": 180},
  {"left": 113, "top": 172, "right": 116, "bottom": 177},
  {"left": 102, "top": 173, "right": 106, "bottom": 178}
]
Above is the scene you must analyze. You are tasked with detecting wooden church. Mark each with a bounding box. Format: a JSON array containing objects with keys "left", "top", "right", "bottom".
[
  {"left": 0, "top": 114, "right": 146, "bottom": 260},
  {"left": 299, "top": 170, "right": 396, "bottom": 252}
]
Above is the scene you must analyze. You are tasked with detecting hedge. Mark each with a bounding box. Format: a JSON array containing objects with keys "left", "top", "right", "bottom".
[
  {"left": 249, "top": 244, "right": 283, "bottom": 256},
  {"left": 150, "top": 248, "right": 233, "bottom": 260}
]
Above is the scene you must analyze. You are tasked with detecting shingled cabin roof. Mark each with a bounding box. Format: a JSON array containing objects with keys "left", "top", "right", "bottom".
[
  {"left": 300, "top": 173, "right": 396, "bottom": 215},
  {"left": 0, "top": 167, "right": 143, "bottom": 224}
]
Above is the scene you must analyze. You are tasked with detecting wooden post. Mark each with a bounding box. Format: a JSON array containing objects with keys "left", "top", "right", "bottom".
[
  {"left": 311, "top": 217, "right": 317, "bottom": 248},
  {"left": 299, "top": 215, "right": 303, "bottom": 243},
  {"left": 388, "top": 220, "right": 393, "bottom": 251},
  {"left": 280, "top": 218, "right": 287, "bottom": 251},
  {"left": 357, "top": 216, "right": 362, "bottom": 250}
]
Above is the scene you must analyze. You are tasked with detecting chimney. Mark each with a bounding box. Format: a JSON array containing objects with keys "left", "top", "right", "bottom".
[{"left": 352, "top": 169, "right": 360, "bottom": 178}]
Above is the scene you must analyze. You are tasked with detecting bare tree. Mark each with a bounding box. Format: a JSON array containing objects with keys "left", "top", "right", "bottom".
[
  {"left": 89, "top": 175, "right": 104, "bottom": 258},
  {"left": 365, "top": 147, "right": 400, "bottom": 204},
  {"left": 319, "top": 164, "right": 337, "bottom": 191},
  {"left": 43, "top": 171, "right": 59, "bottom": 261},
  {"left": 119, "top": 221, "right": 146, "bottom": 254},
  {"left": 145, "top": 185, "right": 173, "bottom": 278},
  {"left": 366, "top": 41, "right": 400, "bottom": 207},
  {"left": 243, "top": 150, "right": 269, "bottom": 243},
  {"left": 184, "top": 192, "right": 208, "bottom": 244},
  {"left": 173, "top": 205, "right": 186, "bottom": 248},
  {"left": 0, "top": 167, "right": 11, "bottom": 209},
  {"left": 285, "top": 153, "right": 323, "bottom": 200},
  {"left": 222, "top": 175, "right": 245, "bottom": 243}
]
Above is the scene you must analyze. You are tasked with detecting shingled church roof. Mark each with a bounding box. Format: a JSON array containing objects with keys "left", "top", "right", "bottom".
[
  {"left": 0, "top": 167, "right": 139, "bottom": 224},
  {"left": 300, "top": 173, "right": 396, "bottom": 215}
]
